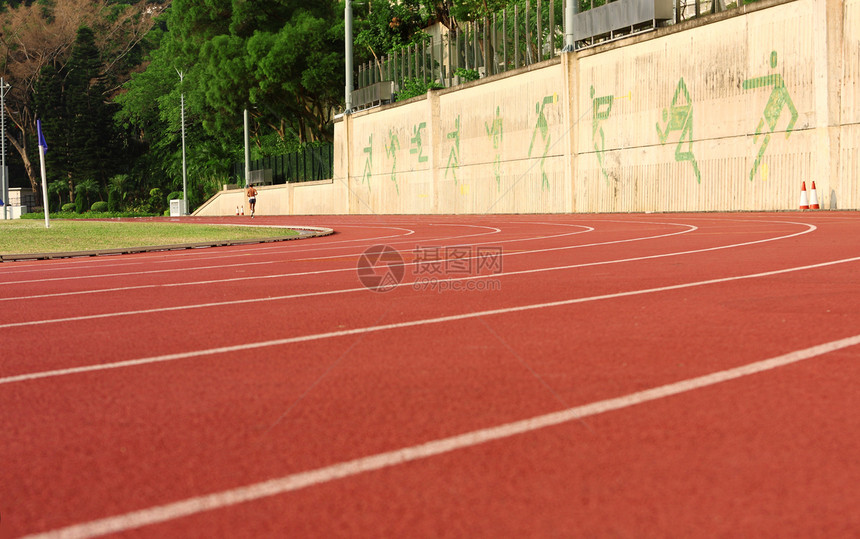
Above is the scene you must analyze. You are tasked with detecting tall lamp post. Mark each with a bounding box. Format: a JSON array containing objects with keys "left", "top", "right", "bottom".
[
  {"left": 1, "top": 77, "right": 10, "bottom": 220},
  {"left": 345, "top": 1, "right": 353, "bottom": 114},
  {"left": 175, "top": 69, "right": 188, "bottom": 214}
]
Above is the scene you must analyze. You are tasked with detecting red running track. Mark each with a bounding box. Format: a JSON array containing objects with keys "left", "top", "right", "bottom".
[{"left": 1, "top": 212, "right": 859, "bottom": 538}]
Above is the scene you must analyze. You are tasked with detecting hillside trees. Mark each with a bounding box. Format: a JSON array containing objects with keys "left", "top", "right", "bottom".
[
  {"left": 0, "top": 0, "right": 161, "bottom": 193},
  {"left": 117, "top": 0, "right": 345, "bottom": 196}
]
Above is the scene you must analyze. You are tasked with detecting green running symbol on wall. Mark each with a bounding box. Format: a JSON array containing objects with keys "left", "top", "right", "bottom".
[
  {"left": 591, "top": 86, "right": 614, "bottom": 183},
  {"left": 742, "top": 51, "right": 798, "bottom": 182},
  {"left": 529, "top": 94, "right": 558, "bottom": 191},
  {"left": 386, "top": 128, "right": 400, "bottom": 195},
  {"left": 445, "top": 116, "right": 461, "bottom": 184},
  {"left": 485, "top": 106, "right": 503, "bottom": 191},
  {"left": 410, "top": 122, "right": 428, "bottom": 164},
  {"left": 361, "top": 134, "right": 373, "bottom": 190},
  {"left": 656, "top": 78, "right": 701, "bottom": 184}
]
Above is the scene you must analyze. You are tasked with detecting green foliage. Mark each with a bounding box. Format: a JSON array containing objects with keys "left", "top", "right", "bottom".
[
  {"left": 114, "top": 0, "right": 345, "bottom": 213},
  {"left": 47, "top": 179, "right": 67, "bottom": 212},
  {"left": 21, "top": 211, "right": 159, "bottom": 220},
  {"left": 107, "top": 174, "right": 131, "bottom": 212},
  {"left": 62, "top": 202, "right": 78, "bottom": 213},
  {"left": 396, "top": 77, "right": 444, "bottom": 102},
  {"left": 166, "top": 191, "right": 183, "bottom": 201},
  {"left": 91, "top": 201, "right": 109, "bottom": 212},
  {"left": 147, "top": 187, "right": 165, "bottom": 214},
  {"left": 454, "top": 68, "right": 480, "bottom": 82},
  {"left": 74, "top": 179, "right": 101, "bottom": 213},
  {"left": 108, "top": 190, "right": 119, "bottom": 212},
  {"left": 353, "top": 0, "right": 429, "bottom": 63},
  {"left": 34, "top": 27, "right": 125, "bottom": 189}
]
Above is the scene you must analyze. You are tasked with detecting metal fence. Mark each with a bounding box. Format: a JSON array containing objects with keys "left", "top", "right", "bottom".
[
  {"left": 233, "top": 143, "right": 333, "bottom": 185},
  {"left": 352, "top": 0, "right": 734, "bottom": 109}
]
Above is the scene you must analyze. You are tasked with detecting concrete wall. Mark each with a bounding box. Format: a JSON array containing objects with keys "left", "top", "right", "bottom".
[
  {"left": 194, "top": 180, "right": 349, "bottom": 217},
  {"left": 199, "top": 0, "right": 858, "bottom": 216}
]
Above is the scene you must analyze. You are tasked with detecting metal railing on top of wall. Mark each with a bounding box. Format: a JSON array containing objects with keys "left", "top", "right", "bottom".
[
  {"left": 352, "top": 0, "right": 733, "bottom": 109},
  {"left": 232, "top": 144, "right": 333, "bottom": 185}
]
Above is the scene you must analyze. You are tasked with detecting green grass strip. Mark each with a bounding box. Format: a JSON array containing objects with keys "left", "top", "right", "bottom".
[{"left": 0, "top": 219, "right": 298, "bottom": 255}]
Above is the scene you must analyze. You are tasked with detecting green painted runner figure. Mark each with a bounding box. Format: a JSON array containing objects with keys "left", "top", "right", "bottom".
[
  {"left": 361, "top": 134, "right": 373, "bottom": 190},
  {"left": 445, "top": 116, "right": 461, "bottom": 184},
  {"left": 591, "top": 86, "right": 614, "bottom": 182},
  {"left": 742, "top": 51, "right": 798, "bottom": 181},
  {"left": 528, "top": 94, "right": 558, "bottom": 191},
  {"left": 485, "top": 106, "right": 503, "bottom": 190},
  {"left": 386, "top": 128, "right": 400, "bottom": 195},
  {"left": 656, "top": 78, "right": 701, "bottom": 183},
  {"left": 410, "top": 122, "right": 428, "bottom": 163}
]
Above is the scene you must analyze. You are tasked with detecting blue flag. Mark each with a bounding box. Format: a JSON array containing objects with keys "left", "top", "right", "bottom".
[{"left": 37, "top": 119, "right": 48, "bottom": 153}]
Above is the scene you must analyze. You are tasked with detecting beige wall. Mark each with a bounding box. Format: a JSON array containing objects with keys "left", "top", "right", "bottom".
[
  {"left": 194, "top": 180, "right": 349, "bottom": 217},
  {"left": 200, "top": 0, "right": 858, "bottom": 216}
]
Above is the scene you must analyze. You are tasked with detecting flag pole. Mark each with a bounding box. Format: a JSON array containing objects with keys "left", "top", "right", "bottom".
[{"left": 37, "top": 120, "right": 50, "bottom": 228}]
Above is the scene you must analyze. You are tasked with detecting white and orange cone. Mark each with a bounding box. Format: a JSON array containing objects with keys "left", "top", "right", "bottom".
[
  {"left": 809, "top": 181, "right": 820, "bottom": 209},
  {"left": 799, "top": 182, "right": 810, "bottom": 210},
  {"left": 241, "top": 205, "right": 245, "bottom": 215},
  {"left": 236, "top": 205, "right": 240, "bottom": 215}
]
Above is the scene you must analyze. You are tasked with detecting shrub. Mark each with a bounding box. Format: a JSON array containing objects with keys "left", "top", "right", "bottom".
[
  {"left": 62, "top": 202, "right": 77, "bottom": 212},
  {"left": 395, "top": 77, "right": 444, "bottom": 102},
  {"left": 147, "top": 188, "right": 164, "bottom": 214},
  {"left": 107, "top": 190, "right": 119, "bottom": 212},
  {"left": 166, "top": 191, "right": 183, "bottom": 201},
  {"left": 91, "top": 201, "right": 109, "bottom": 212},
  {"left": 454, "top": 68, "right": 480, "bottom": 83},
  {"left": 75, "top": 196, "right": 84, "bottom": 213}
]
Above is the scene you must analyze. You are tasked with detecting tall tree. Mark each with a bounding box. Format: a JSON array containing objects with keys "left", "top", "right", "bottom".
[
  {"left": 116, "top": 0, "right": 345, "bottom": 199},
  {"left": 65, "top": 26, "right": 118, "bottom": 186},
  {"left": 0, "top": 0, "right": 160, "bottom": 191}
]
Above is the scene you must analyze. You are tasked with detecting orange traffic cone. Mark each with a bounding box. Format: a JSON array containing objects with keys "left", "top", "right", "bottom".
[
  {"left": 241, "top": 205, "right": 245, "bottom": 215},
  {"left": 236, "top": 205, "right": 240, "bottom": 215},
  {"left": 809, "top": 181, "right": 820, "bottom": 209},
  {"left": 799, "top": 182, "right": 810, "bottom": 210}
]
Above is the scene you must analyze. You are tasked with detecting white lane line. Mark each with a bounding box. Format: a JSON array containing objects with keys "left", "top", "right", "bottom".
[
  {"left": 0, "top": 224, "right": 696, "bottom": 326},
  {"left": 0, "top": 220, "right": 813, "bottom": 328},
  {"left": 0, "top": 224, "right": 418, "bottom": 275},
  {"left": 3, "top": 254, "right": 858, "bottom": 383},
  {"left": 0, "top": 223, "right": 598, "bottom": 300},
  {"left": 21, "top": 332, "right": 860, "bottom": 539},
  {"left": 0, "top": 221, "right": 505, "bottom": 277},
  {"left": 0, "top": 225, "right": 505, "bottom": 285}
]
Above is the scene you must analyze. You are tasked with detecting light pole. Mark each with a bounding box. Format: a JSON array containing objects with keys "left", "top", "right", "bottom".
[
  {"left": 345, "top": 1, "right": 353, "bottom": 113},
  {"left": 563, "top": 0, "right": 579, "bottom": 52},
  {"left": 176, "top": 69, "right": 188, "bottom": 214},
  {"left": 1, "top": 77, "right": 10, "bottom": 220},
  {"left": 244, "top": 109, "right": 250, "bottom": 187}
]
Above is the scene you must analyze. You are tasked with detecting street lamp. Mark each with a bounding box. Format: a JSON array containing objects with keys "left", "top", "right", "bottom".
[
  {"left": 176, "top": 68, "right": 188, "bottom": 214},
  {"left": 1, "top": 77, "right": 10, "bottom": 220},
  {"left": 345, "top": 1, "right": 353, "bottom": 113}
]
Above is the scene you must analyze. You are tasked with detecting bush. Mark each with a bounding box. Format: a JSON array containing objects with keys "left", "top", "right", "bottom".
[
  {"left": 22, "top": 210, "right": 160, "bottom": 220},
  {"left": 91, "top": 201, "right": 109, "bottom": 212},
  {"left": 62, "top": 202, "right": 77, "bottom": 212},
  {"left": 454, "top": 68, "right": 480, "bottom": 83},
  {"left": 166, "top": 191, "right": 183, "bottom": 201},
  {"left": 107, "top": 190, "right": 119, "bottom": 212},
  {"left": 75, "top": 196, "right": 84, "bottom": 213},
  {"left": 147, "top": 188, "right": 164, "bottom": 214},
  {"left": 395, "top": 77, "right": 444, "bottom": 102}
]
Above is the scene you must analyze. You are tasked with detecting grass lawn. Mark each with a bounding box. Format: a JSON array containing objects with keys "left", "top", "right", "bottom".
[{"left": 0, "top": 219, "right": 298, "bottom": 255}]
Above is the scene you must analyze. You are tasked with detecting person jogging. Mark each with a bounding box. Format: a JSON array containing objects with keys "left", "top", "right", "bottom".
[{"left": 246, "top": 185, "right": 258, "bottom": 217}]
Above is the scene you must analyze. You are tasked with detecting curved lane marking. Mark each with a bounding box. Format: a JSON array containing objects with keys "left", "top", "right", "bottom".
[
  {"left": 2, "top": 251, "right": 857, "bottom": 381},
  {"left": 20, "top": 329, "right": 860, "bottom": 539}
]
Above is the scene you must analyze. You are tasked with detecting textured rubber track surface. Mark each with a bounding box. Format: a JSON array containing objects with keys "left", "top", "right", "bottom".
[{"left": 1, "top": 213, "right": 858, "bottom": 538}]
